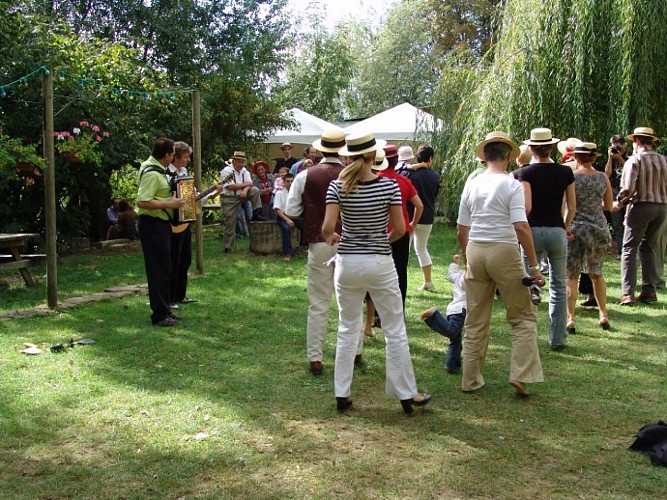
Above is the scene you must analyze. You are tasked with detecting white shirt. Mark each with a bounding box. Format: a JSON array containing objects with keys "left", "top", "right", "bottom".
[
  {"left": 220, "top": 166, "right": 251, "bottom": 196},
  {"left": 446, "top": 262, "right": 467, "bottom": 316},
  {"left": 273, "top": 188, "right": 289, "bottom": 213}
]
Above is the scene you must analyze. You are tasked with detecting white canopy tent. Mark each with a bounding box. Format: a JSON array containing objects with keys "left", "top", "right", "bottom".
[
  {"left": 343, "top": 102, "right": 442, "bottom": 143},
  {"left": 262, "top": 108, "right": 338, "bottom": 161}
]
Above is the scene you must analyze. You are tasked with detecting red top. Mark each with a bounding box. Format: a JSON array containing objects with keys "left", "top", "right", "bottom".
[{"left": 378, "top": 169, "right": 417, "bottom": 233}]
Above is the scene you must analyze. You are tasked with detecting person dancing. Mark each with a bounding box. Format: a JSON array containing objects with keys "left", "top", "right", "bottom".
[{"left": 322, "top": 131, "right": 431, "bottom": 415}]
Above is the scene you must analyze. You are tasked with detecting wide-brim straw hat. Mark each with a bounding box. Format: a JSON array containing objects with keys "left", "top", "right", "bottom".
[
  {"left": 523, "top": 127, "right": 560, "bottom": 146},
  {"left": 557, "top": 137, "right": 583, "bottom": 156},
  {"left": 372, "top": 149, "right": 389, "bottom": 171},
  {"left": 338, "top": 131, "right": 386, "bottom": 157},
  {"left": 398, "top": 145, "right": 414, "bottom": 161},
  {"left": 232, "top": 151, "right": 247, "bottom": 161},
  {"left": 475, "top": 131, "right": 521, "bottom": 162},
  {"left": 312, "top": 128, "right": 346, "bottom": 154},
  {"left": 573, "top": 142, "right": 602, "bottom": 159},
  {"left": 628, "top": 126, "right": 658, "bottom": 141}
]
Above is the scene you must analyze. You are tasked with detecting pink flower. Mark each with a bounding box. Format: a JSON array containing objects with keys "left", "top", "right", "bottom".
[
  {"left": 95, "top": 135, "right": 102, "bottom": 142},
  {"left": 79, "top": 121, "right": 90, "bottom": 127},
  {"left": 91, "top": 125, "right": 100, "bottom": 132},
  {"left": 103, "top": 131, "right": 110, "bottom": 138}
]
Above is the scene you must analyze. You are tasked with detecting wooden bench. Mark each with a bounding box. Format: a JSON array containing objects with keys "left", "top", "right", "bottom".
[
  {"left": 0, "top": 233, "right": 41, "bottom": 286},
  {"left": 249, "top": 220, "right": 301, "bottom": 255}
]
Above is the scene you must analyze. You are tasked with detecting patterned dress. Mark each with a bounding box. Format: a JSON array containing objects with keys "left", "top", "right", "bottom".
[{"left": 567, "top": 171, "right": 611, "bottom": 276}]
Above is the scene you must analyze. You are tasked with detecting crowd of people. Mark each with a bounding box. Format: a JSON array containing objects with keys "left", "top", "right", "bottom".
[{"left": 133, "top": 124, "right": 666, "bottom": 413}]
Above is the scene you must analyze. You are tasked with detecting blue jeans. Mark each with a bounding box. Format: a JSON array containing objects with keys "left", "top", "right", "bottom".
[
  {"left": 277, "top": 219, "right": 294, "bottom": 255},
  {"left": 526, "top": 226, "right": 568, "bottom": 348},
  {"left": 424, "top": 310, "right": 465, "bottom": 372}
]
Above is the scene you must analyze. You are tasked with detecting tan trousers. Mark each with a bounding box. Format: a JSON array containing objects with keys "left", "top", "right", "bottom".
[{"left": 462, "top": 241, "right": 544, "bottom": 392}]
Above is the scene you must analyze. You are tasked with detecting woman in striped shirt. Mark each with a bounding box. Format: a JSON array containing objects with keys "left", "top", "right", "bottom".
[{"left": 322, "top": 131, "right": 431, "bottom": 415}]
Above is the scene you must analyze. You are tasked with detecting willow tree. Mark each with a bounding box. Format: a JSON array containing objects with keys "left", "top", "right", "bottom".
[{"left": 435, "top": 0, "right": 667, "bottom": 221}]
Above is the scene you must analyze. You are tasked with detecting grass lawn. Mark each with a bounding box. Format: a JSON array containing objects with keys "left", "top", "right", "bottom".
[{"left": 1, "top": 224, "right": 665, "bottom": 499}]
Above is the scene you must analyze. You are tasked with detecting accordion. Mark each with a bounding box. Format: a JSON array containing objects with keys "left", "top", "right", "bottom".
[{"left": 175, "top": 176, "right": 197, "bottom": 223}]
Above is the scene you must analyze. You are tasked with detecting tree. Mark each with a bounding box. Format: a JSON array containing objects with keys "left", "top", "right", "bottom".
[{"left": 436, "top": 0, "right": 667, "bottom": 222}]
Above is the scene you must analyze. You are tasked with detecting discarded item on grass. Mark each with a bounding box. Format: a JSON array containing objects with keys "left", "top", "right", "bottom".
[
  {"left": 69, "top": 338, "right": 96, "bottom": 347},
  {"left": 21, "top": 347, "right": 42, "bottom": 355},
  {"left": 50, "top": 343, "right": 66, "bottom": 353}
]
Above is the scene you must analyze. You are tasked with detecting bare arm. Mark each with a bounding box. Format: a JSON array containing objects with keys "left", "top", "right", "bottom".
[
  {"left": 602, "top": 175, "right": 613, "bottom": 211},
  {"left": 322, "top": 203, "right": 341, "bottom": 245},
  {"left": 521, "top": 181, "right": 532, "bottom": 214},
  {"left": 409, "top": 195, "right": 424, "bottom": 228},
  {"left": 456, "top": 224, "right": 470, "bottom": 262},
  {"left": 563, "top": 182, "right": 576, "bottom": 239},
  {"left": 388, "top": 204, "right": 405, "bottom": 243},
  {"left": 513, "top": 221, "right": 545, "bottom": 285}
]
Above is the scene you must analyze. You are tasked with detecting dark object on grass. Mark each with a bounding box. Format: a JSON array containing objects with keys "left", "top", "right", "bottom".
[
  {"left": 629, "top": 421, "right": 667, "bottom": 466},
  {"left": 50, "top": 343, "right": 66, "bottom": 353}
]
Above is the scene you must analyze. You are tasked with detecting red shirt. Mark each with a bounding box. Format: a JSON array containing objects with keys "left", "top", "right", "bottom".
[{"left": 378, "top": 169, "right": 418, "bottom": 232}]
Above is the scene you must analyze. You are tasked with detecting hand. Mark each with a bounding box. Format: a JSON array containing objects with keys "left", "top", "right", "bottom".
[
  {"left": 327, "top": 232, "right": 341, "bottom": 246},
  {"left": 453, "top": 254, "right": 460, "bottom": 264},
  {"left": 610, "top": 201, "right": 622, "bottom": 213},
  {"left": 531, "top": 269, "right": 545, "bottom": 287},
  {"left": 565, "top": 228, "right": 575, "bottom": 241},
  {"left": 167, "top": 193, "right": 185, "bottom": 209},
  {"left": 286, "top": 219, "right": 294, "bottom": 228}
]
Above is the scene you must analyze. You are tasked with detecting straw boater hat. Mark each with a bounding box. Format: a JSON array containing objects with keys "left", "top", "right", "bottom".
[
  {"left": 398, "top": 145, "right": 415, "bottom": 161},
  {"left": 523, "top": 127, "right": 560, "bottom": 146},
  {"left": 573, "top": 142, "right": 602, "bottom": 159},
  {"left": 251, "top": 160, "right": 270, "bottom": 176},
  {"left": 475, "top": 131, "right": 521, "bottom": 162},
  {"left": 281, "top": 142, "right": 292, "bottom": 150},
  {"left": 372, "top": 149, "right": 389, "bottom": 171},
  {"left": 232, "top": 151, "right": 247, "bottom": 161},
  {"left": 338, "top": 131, "right": 386, "bottom": 157},
  {"left": 628, "top": 126, "right": 658, "bottom": 141},
  {"left": 312, "top": 128, "right": 346, "bottom": 154},
  {"left": 557, "top": 137, "right": 584, "bottom": 156}
]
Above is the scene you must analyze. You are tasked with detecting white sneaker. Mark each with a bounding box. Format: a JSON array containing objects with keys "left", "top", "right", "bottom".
[{"left": 418, "top": 281, "right": 436, "bottom": 292}]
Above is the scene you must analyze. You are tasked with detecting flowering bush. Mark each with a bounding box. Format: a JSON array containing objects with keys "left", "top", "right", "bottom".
[{"left": 54, "top": 121, "right": 110, "bottom": 165}]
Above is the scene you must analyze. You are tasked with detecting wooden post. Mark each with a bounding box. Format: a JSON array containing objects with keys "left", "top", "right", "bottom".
[
  {"left": 192, "top": 90, "right": 204, "bottom": 274},
  {"left": 43, "top": 71, "right": 57, "bottom": 308}
]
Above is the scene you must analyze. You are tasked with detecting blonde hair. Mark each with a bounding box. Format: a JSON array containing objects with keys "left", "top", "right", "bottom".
[{"left": 338, "top": 152, "right": 375, "bottom": 195}]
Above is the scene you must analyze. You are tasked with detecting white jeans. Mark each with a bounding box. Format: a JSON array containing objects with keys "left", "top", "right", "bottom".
[
  {"left": 306, "top": 242, "right": 338, "bottom": 362},
  {"left": 411, "top": 224, "right": 433, "bottom": 267},
  {"left": 333, "top": 253, "right": 418, "bottom": 399}
]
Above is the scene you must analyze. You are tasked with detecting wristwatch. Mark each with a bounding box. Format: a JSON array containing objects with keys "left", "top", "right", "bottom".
[{"left": 528, "top": 265, "right": 540, "bottom": 272}]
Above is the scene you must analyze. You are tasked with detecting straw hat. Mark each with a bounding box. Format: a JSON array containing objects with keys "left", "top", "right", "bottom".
[
  {"left": 281, "top": 142, "right": 292, "bottom": 150},
  {"left": 372, "top": 149, "right": 389, "bottom": 171},
  {"left": 475, "top": 131, "right": 521, "bottom": 162},
  {"left": 312, "top": 128, "right": 346, "bottom": 154},
  {"left": 628, "top": 126, "right": 658, "bottom": 140},
  {"left": 523, "top": 127, "right": 560, "bottom": 146},
  {"left": 398, "top": 145, "right": 415, "bottom": 161},
  {"left": 338, "top": 131, "right": 386, "bottom": 157},
  {"left": 557, "top": 137, "right": 583, "bottom": 156},
  {"left": 232, "top": 151, "right": 247, "bottom": 161},
  {"left": 573, "top": 142, "right": 602, "bottom": 158}
]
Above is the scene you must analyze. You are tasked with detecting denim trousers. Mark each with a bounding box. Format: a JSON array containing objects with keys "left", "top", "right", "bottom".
[
  {"left": 277, "top": 219, "right": 294, "bottom": 255},
  {"left": 527, "top": 226, "right": 568, "bottom": 348},
  {"left": 333, "top": 253, "right": 418, "bottom": 400},
  {"left": 424, "top": 310, "right": 465, "bottom": 372}
]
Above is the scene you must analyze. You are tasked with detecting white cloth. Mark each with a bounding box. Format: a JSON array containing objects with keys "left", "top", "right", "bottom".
[
  {"left": 445, "top": 262, "right": 467, "bottom": 316},
  {"left": 457, "top": 172, "right": 527, "bottom": 243},
  {"left": 220, "top": 166, "right": 251, "bottom": 196},
  {"left": 306, "top": 242, "right": 338, "bottom": 362},
  {"left": 333, "top": 253, "right": 418, "bottom": 399},
  {"left": 273, "top": 188, "right": 289, "bottom": 213}
]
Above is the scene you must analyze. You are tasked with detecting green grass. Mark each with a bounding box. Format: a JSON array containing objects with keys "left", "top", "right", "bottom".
[{"left": 1, "top": 225, "right": 665, "bottom": 499}]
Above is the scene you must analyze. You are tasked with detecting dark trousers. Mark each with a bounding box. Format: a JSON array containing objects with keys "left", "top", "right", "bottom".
[
  {"left": 424, "top": 310, "right": 465, "bottom": 372},
  {"left": 277, "top": 219, "right": 294, "bottom": 255},
  {"left": 391, "top": 232, "right": 410, "bottom": 306},
  {"left": 170, "top": 225, "right": 192, "bottom": 303},
  {"left": 138, "top": 215, "right": 172, "bottom": 324}
]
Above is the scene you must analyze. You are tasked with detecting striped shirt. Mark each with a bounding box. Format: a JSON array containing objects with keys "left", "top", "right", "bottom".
[
  {"left": 326, "top": 177, "right": 401, "bottom": 255},
  {"left": 618, "top": 148, "right": 667, "bottom": 206}
]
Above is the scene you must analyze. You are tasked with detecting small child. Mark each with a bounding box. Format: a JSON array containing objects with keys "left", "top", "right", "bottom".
[
  {"left": 420, "top": 254, "right": 466, "bottom": 373},
  {"left": 273, "top": 166, "right": 288, "bottom": 193}
]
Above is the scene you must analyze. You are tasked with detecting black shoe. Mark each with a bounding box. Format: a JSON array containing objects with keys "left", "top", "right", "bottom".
[
  {"left": 354, "top": 354, "right": 362, "bottom": 367},
  {"left": 400, "top": 394, "right": 432, "bottom": 415},
  {"left": 336, "top": 397, "right": 353, "bottom": 413},
  {"left": 251, "top": 209, "right": 266, "bottom": 221},
  {"left": 224, "top": 247, "right": 232, "bottom": 254},
  {"left": 580, "top": 297, "right": 598, "bottom": 307},
  {"left": 169, "top": 312, "right": 183, "bottom": 321},
  {"left": 154, "top": 316, "right": 179, "bottom": 327}
]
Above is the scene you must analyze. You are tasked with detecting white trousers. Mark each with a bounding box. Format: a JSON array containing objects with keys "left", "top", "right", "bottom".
[
  {"left": 306, "top": 242, "right": 338, "bottom": 362},
  {"left": 411, "top": 224, "right": 433, "bottom": 267},
  {"left": 333, "top": 253, "right": 418, "bottom": 399}
]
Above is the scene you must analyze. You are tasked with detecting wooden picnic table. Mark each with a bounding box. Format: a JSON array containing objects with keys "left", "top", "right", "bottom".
[{"left": 0, "top": 233, "right": 41, "bottom": 286}]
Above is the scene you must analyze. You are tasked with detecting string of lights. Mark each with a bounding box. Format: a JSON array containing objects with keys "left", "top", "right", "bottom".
[{"left": 0, "top": 66, "right": 195, "bottom": 101}]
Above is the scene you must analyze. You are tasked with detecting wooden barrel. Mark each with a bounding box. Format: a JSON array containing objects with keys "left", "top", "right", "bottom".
[{"left": 249, "top": 221, "right": 301, "bottom": 255}]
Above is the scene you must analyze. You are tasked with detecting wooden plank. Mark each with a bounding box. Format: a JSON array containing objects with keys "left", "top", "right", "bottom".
[{"left": 0, "top": 259, "right": 33, "bottom": 270}]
